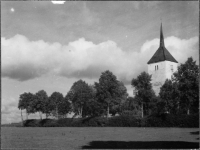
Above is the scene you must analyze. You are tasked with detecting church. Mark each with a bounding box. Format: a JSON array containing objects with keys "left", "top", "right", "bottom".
[{"left": 147, "top": 24, "right": 178, "bottom": 95}]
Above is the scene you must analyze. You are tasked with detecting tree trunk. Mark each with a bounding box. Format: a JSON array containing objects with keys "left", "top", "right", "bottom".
[
  {"left": 141, "top": 103, "right": 144, "bottom": 118},
  {"left": 56, "top": 105, "right": 58, "bottom": 119},
  {"left": 78, "top": 107, "right": 80, "bottom": 117},
  {"left": 80, "top": 106, "right": 83, "bottom": 118},
  {"left": 21, "top": 109, "right": 24, "bottom": 126},
  {"left": 107, "top": 104, "right": 109, "bottom": 118},
  {"left": 187, "top": 109, "right": 190, "bottom": 115},
  {"left": 26, "top": 109, "right": 28, "bottom": 120},
  {"left": 39, "top": 112, "right": 42, "bottom": 120}
]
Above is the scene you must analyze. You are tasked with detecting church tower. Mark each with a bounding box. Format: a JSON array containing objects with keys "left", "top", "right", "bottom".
[{"left": 147, "top": 23, "right": 178, "bottom": 95}]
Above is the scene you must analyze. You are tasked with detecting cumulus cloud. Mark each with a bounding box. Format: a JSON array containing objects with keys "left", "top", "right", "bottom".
[
  {"left": 1, "top": 97, "right": 20, "bottom": 124},
  {"left": 1, "top": 34, "right": 198, "bottom": 84},
  {"left": 51, "top": 1, "right": 65, "bottom": 5},
  {"left": 1, "top": 97, "right": 47, "bottom": 124}
]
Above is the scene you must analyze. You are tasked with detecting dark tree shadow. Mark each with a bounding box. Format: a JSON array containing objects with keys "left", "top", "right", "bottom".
[
  {"left": 190, "top": 131, "right": 199, "bottom": 135},
  {"left": 82, "top": 141, "right": 199, "bottom": 149}
]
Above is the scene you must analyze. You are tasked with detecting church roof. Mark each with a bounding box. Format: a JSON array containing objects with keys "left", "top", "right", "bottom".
[{"left": 147, "top": 23, "right": 178, "bottom": 64}]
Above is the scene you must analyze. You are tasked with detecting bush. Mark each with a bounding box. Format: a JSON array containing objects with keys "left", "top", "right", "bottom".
[
  {"left": 141, "top": 113, "right": 199, "bottom": 128},
  {"left": 22, "top": 113, "right": 199, "bottom": 127},
  {"left": 57, "top": 118, "right": 73, "bottom": 127},
  {"left": 40, "top": 119, "right": 58, "bottom": 127},
  {"left": 107, "top": 116, "right": 140, "bottom": 127},
  {"left": 24, "top": 119, "right": 41, "bottom": 127},
  {"left": 80, "top": 117, "right": 108, "bottom": 127}
]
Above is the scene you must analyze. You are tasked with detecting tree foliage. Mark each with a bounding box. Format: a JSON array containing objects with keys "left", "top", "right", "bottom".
[
  {"left": 131, "top": 72, "right": 155, "bottom": 118},
  {"left": 67, "top": 80, "right": 94, "bottom": 117},
  {"left": 18, "top": 92, "right": 36, "bottom": 119},
  {"left": 49, "top": 92, "right": 64, "bottom": 119},
  {"left": 95, "top": 70, "right": 128, "bottom": 117},
  {"left": 58, "top": 96, "right": 71, "bottom": 117},
  {"left": 34, "top": 90, "right": 49, "bottom": 119},
  {"left": 173, "top": 57, "right": 199, "bottom": 114},
  {"left": 159, "top": 57, "right": 199, "bottom": 115},
  {"left": 159, "top": 79, "right": 179, "bottom": 114},
  {"left": 121, "top": 96, "right": 141, "bottom": 116}
]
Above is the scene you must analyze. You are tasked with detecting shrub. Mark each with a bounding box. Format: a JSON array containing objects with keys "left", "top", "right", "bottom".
[
  {"left": 40, "top": 119, "right": 58, "bottom": 127},
  {"left": 22, "top": 113, "right": 199, "bottom": 127},
  {"left": 107, "top": 116, "right": 140, "bottom": 127},
  {"left": 24, "top": 119, "right": 41, "bottom": 127},
  {"left": 83, "top": 117, "right": 108, "bottom": 127},
  {"left": 141, "top": 113, "right": 199, "bottom": 128},
  {"left": 57, "top": 118, "right": 73, "bottom": 127}
]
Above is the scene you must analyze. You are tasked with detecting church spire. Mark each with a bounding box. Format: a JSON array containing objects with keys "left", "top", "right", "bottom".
[
  {"left": 160, "top": 23, "right": 165, "bottom": 47},
  {"left": 147, "top": 22, "right": 178, "bottom": 64}
]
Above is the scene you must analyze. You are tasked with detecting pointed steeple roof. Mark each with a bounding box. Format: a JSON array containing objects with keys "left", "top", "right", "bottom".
[{"left": 147, "top": 23, "right": 178, "bottom": 64}]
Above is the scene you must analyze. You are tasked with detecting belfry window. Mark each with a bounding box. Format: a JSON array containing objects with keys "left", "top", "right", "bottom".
[
  {"left": 155, "top": 66, "right": 156, "bottom": 70},
  {"left": 157, "top": 65, "right": 158, "bottom": 70}
]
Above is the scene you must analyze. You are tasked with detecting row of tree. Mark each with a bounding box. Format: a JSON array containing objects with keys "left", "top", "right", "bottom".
[
  {"left": 18, "top": 57, "right": 199, "bottom": 122},
  {"left": 18, "top": 70, "right": 128, "bottom": 121},
  {"left": 18, "top": 90, "right": 71, "bottom": 122}
]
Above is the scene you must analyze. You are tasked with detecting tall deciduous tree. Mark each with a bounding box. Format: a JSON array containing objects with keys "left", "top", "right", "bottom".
[
  {"left": 173, "top": 57, "right": 199, "bottom": 115},
  {"left": 67, "top": 80, "right": 93, "bottom": 118},
  {"left": 58, "top": 96, "right": 71, "bottom": 118},
  {"left": 34, "top": 90, "right": 48, "bottom": 119},
  {"left": 95, "top": 70, "right": 128, "bottom": 117},
  {"left": 121, "top": 96, "right": 141, "bottom": 116},
  {"left": 18, "top": 99, "right": 25, "bottom": 125},
  {"left": 131, "top": 72, "right": 155, "bottom": 118},
  {"left": 159, "top": 79, "right": 180, "bottom": 114},
  {"left": 49, "top": 92, "right": 64, "bottom": 119},
  {"left": 18, "top": 92, "right": 36, "bottom": 120}
]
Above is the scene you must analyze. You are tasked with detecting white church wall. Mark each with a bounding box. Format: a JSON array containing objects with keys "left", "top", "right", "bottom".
[
  {"left": 148, "top": 61, "right": 178, "bottom": 95},
  {"left": 165, "top": 61, "right": 178, "bottom": 79}
]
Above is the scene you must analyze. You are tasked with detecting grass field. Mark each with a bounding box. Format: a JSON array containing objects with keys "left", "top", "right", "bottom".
[{"left": 1, "top": 127, "right": 199, "bottom": 149}]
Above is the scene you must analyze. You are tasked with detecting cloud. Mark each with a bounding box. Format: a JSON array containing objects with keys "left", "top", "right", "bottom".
[
  {"left": 1, "top": 97, "right": 20, "bottom": 124},
  {"left": 131, "top": 1, "right": 161, "bottom": 10},
  {"left": 51, "top": 1, "right": 65, "bottom": 5},
  {"left": 1, "top": 34, "right": 198, "bottom": 84},
  {"left": 1, "top": 97, "right": 47, "bottom": 124}
]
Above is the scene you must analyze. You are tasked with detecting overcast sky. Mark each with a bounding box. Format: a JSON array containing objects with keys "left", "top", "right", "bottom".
[{"left": 1, "top": 1, "right": 199, "bottom": 124}]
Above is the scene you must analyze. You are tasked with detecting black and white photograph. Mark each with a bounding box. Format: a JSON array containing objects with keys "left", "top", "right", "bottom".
[{"left": 1, "top": 1, "right": 199, "bottom": 149}]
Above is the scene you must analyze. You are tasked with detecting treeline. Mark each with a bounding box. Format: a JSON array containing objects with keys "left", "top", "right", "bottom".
[{"left": 18, "top": 57, "right": 199, "bottom": 123}]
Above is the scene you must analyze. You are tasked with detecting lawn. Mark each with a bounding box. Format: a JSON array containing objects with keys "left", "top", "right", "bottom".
[{"left": 1, "top": 127, "right": 199, "bottom": 149}]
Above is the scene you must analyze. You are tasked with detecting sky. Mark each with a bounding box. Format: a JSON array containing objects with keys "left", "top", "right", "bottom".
[{"left": 1, "top": 1, "right": 199, "bottom": 124}]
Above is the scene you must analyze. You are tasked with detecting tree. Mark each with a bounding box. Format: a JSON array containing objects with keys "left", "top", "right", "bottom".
[
  {"left": 67, "top": 80, "right": 93, "bottom": 118},
  {"left": 82, "top": 85, "right": 104, "bottom": 117},
  {"left": 18, "top": 99, "right": 25, "bottom": 125},
  {"left": 49, "top": 92, "right": 64, "bottom": 119},
  {"left": 173, "top": 57, "right": 199, "bottom": 115},
  {"left": 159, "top": 79, "right": 180, "bottom": 114},
  {"left": 131, "top": 72, "right": 155, "bottom": 118},
  {"left": 58, "top": 96, "right": 71, "bottom": 118},
  {"left": 34, "top": 90, "right": 49, "bottom": 119},
  {"left": 121, "top": 96, "right": 141, "bottom": 116},
  {"left": 18, "top": 92, "right": 36, "bottom": 120},
  {"left": 95, "top": 70, "right": 128, "bottom": 117}
]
